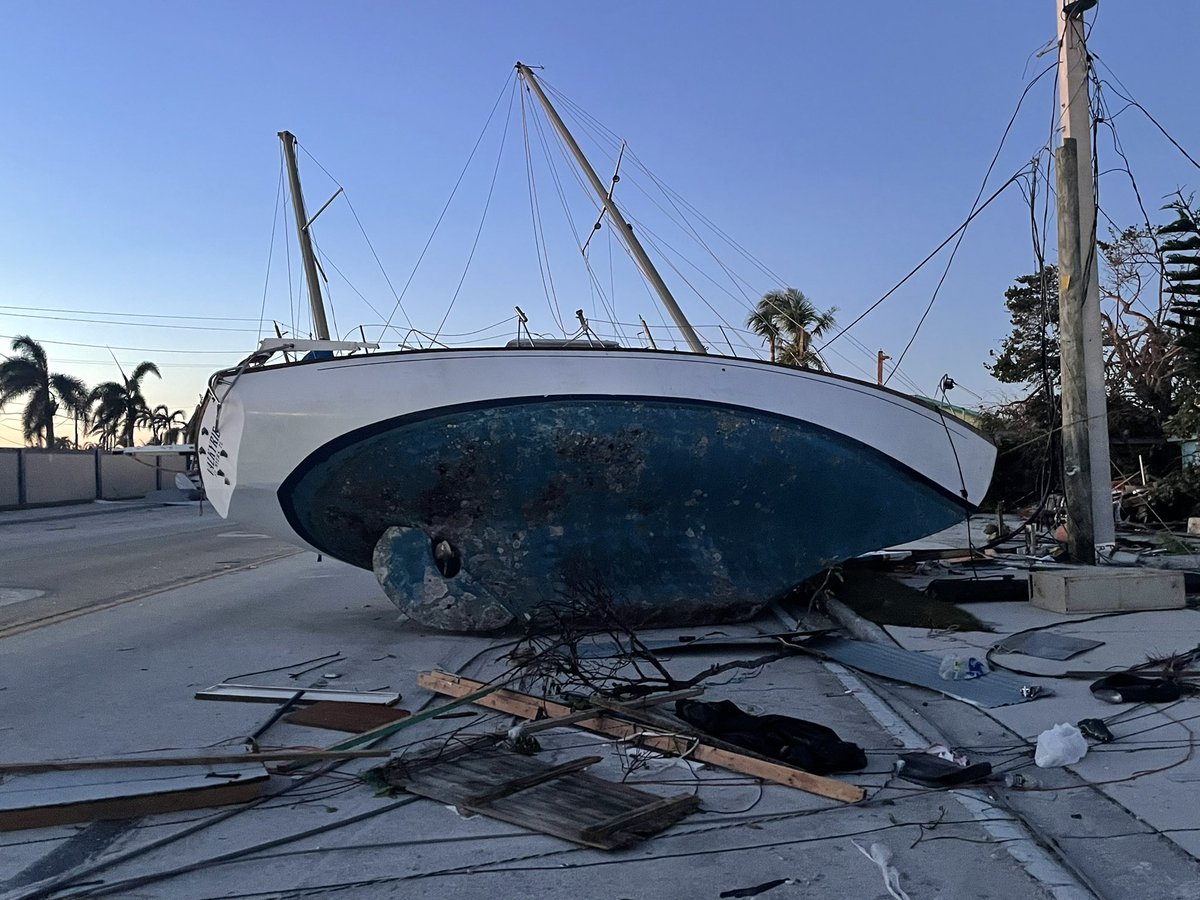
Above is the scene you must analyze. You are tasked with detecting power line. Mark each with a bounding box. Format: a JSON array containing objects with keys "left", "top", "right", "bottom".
[
  {"left": 0, "top": 311, "right": 261, "bottom": 333},
  {"left": 818, "top": 168, "right": 1029, "bottom": 353},
  {"left": 0, "top": 334, "right": 244, "bottom": 355},
  {"left": 0, "top": 304, "right": 261, "bottom": 322},
  {"left": 885, "top": 61, "right": 1058, "bottom": 384}
]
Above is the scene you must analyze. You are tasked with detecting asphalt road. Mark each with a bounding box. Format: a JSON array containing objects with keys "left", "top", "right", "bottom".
[{"left": 0, "top": 502, "right": 300, "bottom": 634}]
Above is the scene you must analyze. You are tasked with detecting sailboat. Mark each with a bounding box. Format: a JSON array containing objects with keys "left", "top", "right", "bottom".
[{"left": 198, "top": 64, "right": 996, "bottom": 632}]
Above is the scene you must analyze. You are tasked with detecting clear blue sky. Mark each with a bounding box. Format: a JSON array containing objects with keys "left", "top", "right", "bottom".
[{"left": 2, "top": 1, "right": 1198, "bottom": 446}]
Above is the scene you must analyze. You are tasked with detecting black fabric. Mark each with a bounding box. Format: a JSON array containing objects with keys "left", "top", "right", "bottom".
[
  {"left": 674, "top": 699, "right": 867, "bottom": 775},
  {"left": 1089, "top": 673, "right": 1183, "bottom": 704},
  {"left": 896, "top": 752, "right": 992, "bottom": 787}
]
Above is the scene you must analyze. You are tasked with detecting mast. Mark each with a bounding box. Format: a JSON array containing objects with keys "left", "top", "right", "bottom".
[
  {"left": 516, "top": 63, "right": 707, "bottom": 354},
  {"left": 1055, "top": 0, "right": 1113, "bottom": 560},
  {"left": 279, "top": 131, "right": 332, "bottom": 342}
]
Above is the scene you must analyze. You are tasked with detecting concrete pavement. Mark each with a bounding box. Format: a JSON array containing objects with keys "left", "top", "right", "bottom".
[
  {"left": 0, "top": 508, "right": 1079, "bottom": 899},
  {"left": 0, "top": 502, "right": 299, "bottom": 635}
]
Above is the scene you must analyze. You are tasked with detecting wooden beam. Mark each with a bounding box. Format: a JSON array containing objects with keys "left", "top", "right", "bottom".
[
  {"left": 0, "top": 749, "right": 390, "bottom": 775},
  {"left": 417, "top": 671, "right": 865, "bottom": 803}
]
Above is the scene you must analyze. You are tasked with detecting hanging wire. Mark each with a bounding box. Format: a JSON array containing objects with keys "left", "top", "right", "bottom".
[
  {"left": 819, "top": 168, "right": 1030, "bottom": 353},
  {"left": 1089, "top": 54, "right": 1200, "bottom": 172},
  {"left": 885, "top": 61, "right": 1059, "bottom": 384}
]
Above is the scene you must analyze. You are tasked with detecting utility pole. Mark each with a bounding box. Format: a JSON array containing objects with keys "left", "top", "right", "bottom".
[
  {"left": 1056, "top": 138, "right": 1096, "bottom": 563},
  {"left": 279, "top": 131, "right": 331, "bottom": 341},
  {"left": 1056, "top": 0, "right": 1114, "bottom": 555},
  {"left": 516, "top": 63, "right": 707, "bottom": 355},
  {"left": 876, "top": 350, "right": 890, "bottom": 385}
]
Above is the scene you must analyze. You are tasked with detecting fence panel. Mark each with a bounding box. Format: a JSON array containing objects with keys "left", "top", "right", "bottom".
[
  {"left": 0, "top": 450, "right": 19, "bottom": 508},
  {"left": 23, "top": 450, "right": 96, "bottom": 506}
]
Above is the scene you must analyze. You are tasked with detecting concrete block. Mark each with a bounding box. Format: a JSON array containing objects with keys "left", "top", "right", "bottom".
[{"left": 1030, "top": 567, "right": 1185, "bottom": 614}]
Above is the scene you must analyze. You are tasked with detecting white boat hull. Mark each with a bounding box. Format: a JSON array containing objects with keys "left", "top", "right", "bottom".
[{"left": 199, "top": 348, "right": 995, "bottom": 629}]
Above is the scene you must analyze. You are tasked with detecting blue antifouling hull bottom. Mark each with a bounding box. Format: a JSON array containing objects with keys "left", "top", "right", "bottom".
[{"left": 279, "top": 396, "right": 968, "bottom": 631}]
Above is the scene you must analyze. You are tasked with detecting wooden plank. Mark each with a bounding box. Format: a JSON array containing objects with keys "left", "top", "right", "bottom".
[
  {"left": 580, "top": 794, "right": 700, "bottom": 842},
  {"left": 278, "top": 681, "right": 506, "bottom": 774},
  {"left": 0, "top": 749, "right": 390, "bottom": 776},
  {"left": 418, "top": 671, "right": 865, "bottom": 803},
  {"left": 194, "top": 683, "right": 401, "bottom": 705},
  {"left": 0, "top": 761, "right": 271, "bottom": 832},
  {"left": 0, "top": 777, "right": 265, "bottom": 832},
  {"left": 285, "top": 701, "right": 411, "bottom": 733},
  {"left": 466, "top": 756, "right": 602, "bottom": 806}
]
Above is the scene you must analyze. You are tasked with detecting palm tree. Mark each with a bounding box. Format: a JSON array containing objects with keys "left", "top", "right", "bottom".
[
  {"left": 89, "top": 361, "right": 161, "bottom": 448},
  {"left": 140, "top": 404, "right": 188, "bottom": 445},
  {"left": 747, "top": 288, "right": 837, "bottom": 371},
  {"left": 0, "top": 335, "right": 89, "bottom": 447},
  {"left": 746, "top": 296, "right": 786, "bottom": 362}
]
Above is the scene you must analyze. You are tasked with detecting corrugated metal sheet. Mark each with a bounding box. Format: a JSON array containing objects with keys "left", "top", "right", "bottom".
[
  {"left": 806, "top": 636, "right": 1045, "bottom": 708},
  {"left": 995, "top": 631, "right": 1103, "bottom": 661}
]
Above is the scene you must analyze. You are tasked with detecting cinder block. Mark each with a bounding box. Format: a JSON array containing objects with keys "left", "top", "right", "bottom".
[{"left": 1030, "top": 567, "right": 1185, "bottom": 614}]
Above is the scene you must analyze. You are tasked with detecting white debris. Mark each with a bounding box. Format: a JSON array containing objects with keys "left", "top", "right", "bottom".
[
  {"left": 1034, "top": 723, "right": 1089, "bottom": 768},
  {"left": 851, "top": 839, "right": 912, "bottom": 900}
]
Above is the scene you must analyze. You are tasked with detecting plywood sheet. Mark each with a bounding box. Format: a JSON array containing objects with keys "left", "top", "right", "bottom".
[{"left": 285, "top": 701, "right": 411, "bottom": 733}]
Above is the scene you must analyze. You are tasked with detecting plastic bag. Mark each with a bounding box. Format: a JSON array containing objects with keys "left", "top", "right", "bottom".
[
  {"left": 937, "top": 653, "right": 989, "bottom": 681},
  {"left": 1034, "top": 722, "right": 1089, "bottom": 767},
  {"left": 851, "top": 840, "right": 912, "bottom": 900}
]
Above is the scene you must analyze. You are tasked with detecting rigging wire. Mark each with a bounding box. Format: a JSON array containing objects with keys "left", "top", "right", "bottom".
[
  {"left": 297, "top": 143, "right": 414, "bottom": 332},
  {"left": 520, "top": 86, "right": 785, "bottom": 357},
  {"left": 258, "top": 162, "right": 285, "bottom": 340},
  {"left": 531, "top": 74, "right": 911, "bottom": 380},
  {"left": 540, "top": 82, "right": 770, "bottom": 301},
  {"left": 432, "top": 83, "right": 517, "bottom": 342},
  {"left": 380, "top": 70, "right": 518, "bottom": 339},
  {"left": 534, "top": 81, "right": 788, "bottom": 314},
  {"left": 519, "top": 76, "right": 567, "bottom": 333},
  {"left": 544, "top": 88, "right": 765, "bottom": 306},
  {"left": 524, "top": 92, "right": 628, "bottom": 343},
  {"left": 311, "top": 242, "right": 389, "bottom": 326},
  {"left": 630, "top": 228, "right": 760, "bottom": 356},
  {"left": 281, "top": 142, "right": 298, "bottom": 341}
]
